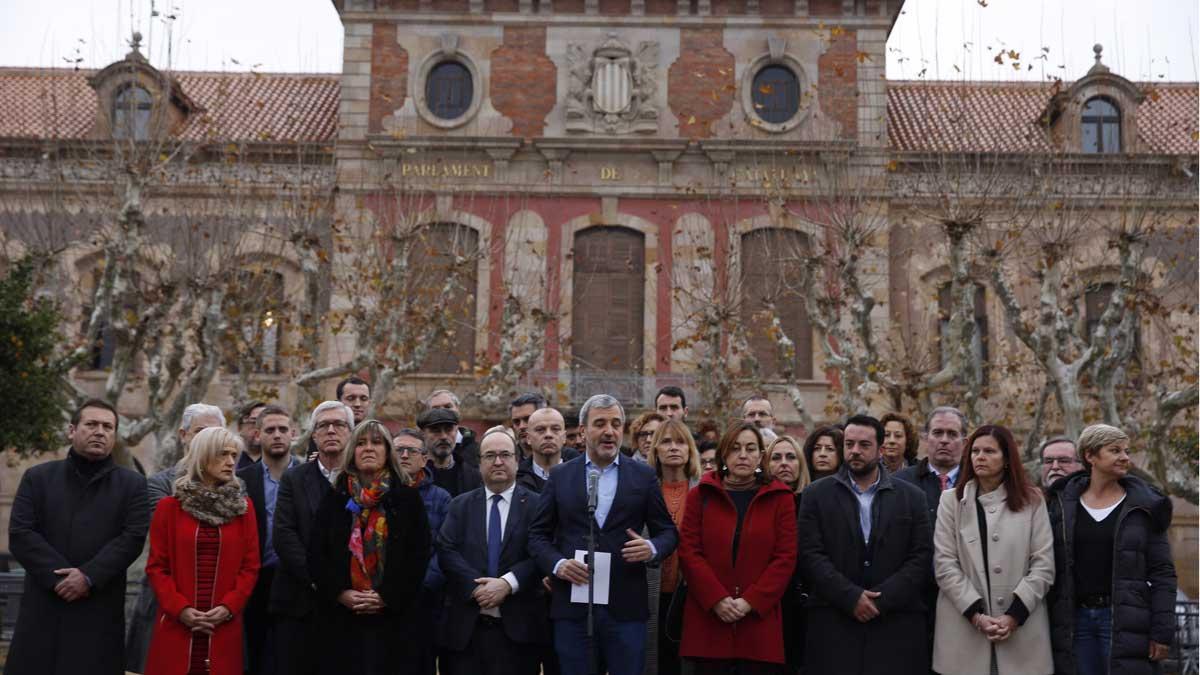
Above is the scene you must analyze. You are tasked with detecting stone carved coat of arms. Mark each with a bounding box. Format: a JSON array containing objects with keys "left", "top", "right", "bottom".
[{"left": 565, "top": 33, "right": 660, "bottom": 135}]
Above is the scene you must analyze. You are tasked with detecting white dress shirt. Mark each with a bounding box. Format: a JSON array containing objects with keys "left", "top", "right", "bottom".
[{"left": 482, "top": 483, "right": 520, "bottom": 617}]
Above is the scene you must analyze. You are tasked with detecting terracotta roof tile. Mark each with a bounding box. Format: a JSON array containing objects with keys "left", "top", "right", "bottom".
[
  {"left": 0, "top": 67, "right": 339, "bottom": 143},
  {"left": 888, "top": 80, "right": 1198, "bottom": 155}
]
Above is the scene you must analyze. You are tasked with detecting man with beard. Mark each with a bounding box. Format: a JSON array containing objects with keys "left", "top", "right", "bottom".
[
  {"left": 798, "top": 414, "right": 932, "bottom": 675},
  {"left": 509, "top": 393, "right": 548, "bottom": 460},
  {"left": 394, "top": 427, "right": 453, "bottom": 675},
  {"left": 269, "top": 401, "right": 353, "bottom": 675},
  {"left": 8, "top": 399, "right": 149, "bottom": 675},
  {"left": 528, "top": 394, "right": 678, "bottom": 675},
  {"left": 236, "top": 400, "right": 267, "bottom": 470},
  {"left": 237, "top": 405, "right": 299, "bottom": 675},
  {"left": 422, "top": 407, "right": 484, "bottom": 497},
  {"left": 427, "top": 389, "right": 480, "bottom": 466}
]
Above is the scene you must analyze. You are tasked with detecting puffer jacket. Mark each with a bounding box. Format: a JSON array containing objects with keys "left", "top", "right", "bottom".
[{"left": 1046, "top": 471, "right": 1177, "bottom": 675}]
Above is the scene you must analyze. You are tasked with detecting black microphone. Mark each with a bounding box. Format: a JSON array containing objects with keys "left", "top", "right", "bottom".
[{"left": 587, "top": 469, "right": 600, "bottom": 514}]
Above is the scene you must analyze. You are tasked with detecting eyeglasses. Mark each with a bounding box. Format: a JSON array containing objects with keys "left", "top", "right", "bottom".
[
  {"left": 396, "top": 447, "right": 425, "bottom": 456},
  {"left": 635, "top": 431, "right": 655, "bottom": 440},
  {"left": 481, "top": 451, "right": 516, "bottom": 464},
  {"left": 314, "top": 420, "right": 350, "bottom": 433},
  {"left": 1042, "top": 457, "right": 1079, "bottom": 466}
]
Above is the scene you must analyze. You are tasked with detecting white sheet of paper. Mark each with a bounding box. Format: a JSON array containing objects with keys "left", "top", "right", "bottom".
[{"left": 569, "top": 550, "right": 611, "bottom": 605}]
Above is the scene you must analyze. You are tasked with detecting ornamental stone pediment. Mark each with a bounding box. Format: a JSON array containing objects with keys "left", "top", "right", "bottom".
[{"left": 565, "top": 33, "right": 660, "bottom": 135}]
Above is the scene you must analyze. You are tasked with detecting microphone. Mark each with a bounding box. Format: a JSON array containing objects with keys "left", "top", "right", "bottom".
[{"left": 587, "top": 469, "right": 600, "bottom": 514}]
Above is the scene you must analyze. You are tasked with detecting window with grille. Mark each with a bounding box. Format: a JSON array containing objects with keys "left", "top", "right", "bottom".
[
  {"left": 1081, "top": 97, "right": 1121, "bottom": 154},
  {"left": 751, "top": 65, "right": 801, "bottom": 125},
  {"left": 426, "top": 61, "right": 474, "bottom": 121}
]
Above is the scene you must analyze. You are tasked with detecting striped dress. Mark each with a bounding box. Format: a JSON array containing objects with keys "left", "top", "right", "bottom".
[{"left": 188, "top": 524, "right": 220, "bottom": 675}]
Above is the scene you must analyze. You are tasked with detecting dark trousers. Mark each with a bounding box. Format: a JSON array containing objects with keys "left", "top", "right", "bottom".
[
  {"left": 690, "top": 659, "right": 785, "bottom": 675},
  {"left": 659, "top": 593, "right": 682, "bottom": 675},
  {"left": 447, "top": 616, "right": 539, "bottom": 675},
  {"left": 244, "top": 566, "right": 276, "bottom": 674},
  {"left": 554, "top": 608, "right": 647, "bottom": 675},
  {"left": 273, "top": 612, "right": 319, "bottom": 675}
]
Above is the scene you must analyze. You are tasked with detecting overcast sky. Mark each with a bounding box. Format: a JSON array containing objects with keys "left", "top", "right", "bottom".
[{"left": 0, "top": 0, "right": 1196, "bottom": 82}]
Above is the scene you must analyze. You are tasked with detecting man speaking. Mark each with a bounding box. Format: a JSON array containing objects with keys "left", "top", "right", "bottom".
[{"left": 528, "top": 394, "right": 678, "bottom": 675}]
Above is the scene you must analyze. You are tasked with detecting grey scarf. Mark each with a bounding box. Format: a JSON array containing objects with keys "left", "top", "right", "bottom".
[{"left": 175, "top": 479, "right": 248, "bottom": 526}]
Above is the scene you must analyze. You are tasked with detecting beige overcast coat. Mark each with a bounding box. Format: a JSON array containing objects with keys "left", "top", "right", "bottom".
[{"left": 932, "top": 481, "right": 1055, "bottom": 675}]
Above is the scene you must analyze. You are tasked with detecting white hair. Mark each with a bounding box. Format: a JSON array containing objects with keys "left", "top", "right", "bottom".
[
  {"left": 426, "top": 389, "right": 461, "bottom": 408},
  {"left": 310, "top": 400, "right": 354, "bottom": 430},
  {"left": 179, "top": 403, "right": 225, "bottom": 432},
  {"left": 174, "top": 426, "right": 244, "bottom": 492}
]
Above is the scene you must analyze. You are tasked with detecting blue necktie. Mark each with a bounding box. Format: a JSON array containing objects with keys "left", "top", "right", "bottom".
[{"left": 487, "top": 494, "right": 502, "bottom": 578}]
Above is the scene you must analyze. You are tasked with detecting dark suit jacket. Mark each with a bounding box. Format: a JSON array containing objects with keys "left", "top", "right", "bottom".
[
  {"left": 268, "top": 460, "right": 332, "bottom": 617},
  {"left": 237, "top": 462, "right": 269, "bottom": 558},
  {"left": 436, "top": 484, "right": 548, "bottom": 651},
  {"left": 515, "top": 448, "right": 582, "bottom": 493},
  {"left": 527, "top": 455, "right": 678, "bottom": 622}
]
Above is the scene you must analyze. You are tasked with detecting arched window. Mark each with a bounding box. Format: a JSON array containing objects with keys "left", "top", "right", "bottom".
[
  {"left": 223, "top": 270, "right": 287, "bottom": 374},
  {"left": 938, "top": 283, "right": 989, "bottom": 385},
  {"left": 740, "top": 228, "right": 812, "bottom": 380},
  {"left": 571, "top": 226, "right": 645, "bottom": 401},
  {"left": 425, "top": 61, "right": 473, "bottom": 121},
  {"left": 113, "top": 85, "right": 153, "bottom": 140},
  {"left": 412, "top": 223, "right": 480, "bottom": 374},
  {"left": 1081, "top": 97, "right": 1121, "bottom": 154},
  {"left": 751, "top": 65, "right": 801, "bottom": 125},
  {"left": 1083, "top": 281, "right": 1142, "bottom": 383}
]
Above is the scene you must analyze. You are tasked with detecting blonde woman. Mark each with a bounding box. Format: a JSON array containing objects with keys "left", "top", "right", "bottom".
[
  {"left": 645, "top": 418, "right": 703, "bottom": 675},
  {"left": 765, "top": 434, "right": 810, "bottom": 674},
  {"left": 146, "top": 427, "right": 260, "bottom": 675},
  {"left": 309, "top": 419, "right": 431, "bottom": 675}
]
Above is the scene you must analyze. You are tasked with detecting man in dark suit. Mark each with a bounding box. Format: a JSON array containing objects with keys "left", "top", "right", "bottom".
[
  {"left": 516, "top": 407, "right": 578, "bottom": 493},
  {"left": 438, "top": 427, "right": 548, "bottom": 675},
  {"left": 798, "top": 414, "right": 933, "bottom": 675},
  {"left": 269, "top": 400, "right": 353, "bottom": 675},
  {"left": 528, "top": 394, "right": 679, "bottom": 675},
  {"left": 237, "top": 404, "right": 298, "bottom": 675}
]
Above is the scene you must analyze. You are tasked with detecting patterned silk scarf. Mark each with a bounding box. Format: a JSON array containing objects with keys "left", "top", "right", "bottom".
[{"left": 345, "top": 473, "right": 390, "bottom": 591}]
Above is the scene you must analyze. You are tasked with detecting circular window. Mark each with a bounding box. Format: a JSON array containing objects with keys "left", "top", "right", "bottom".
[
  {"left": 425, "top": 61, "right": 473, "bottom": 121},
  {"left": 751, "top": 65, "right": 800, "bottom": 125}
]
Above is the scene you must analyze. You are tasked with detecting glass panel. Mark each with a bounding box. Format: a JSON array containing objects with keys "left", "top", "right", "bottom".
[
  {"left": 1081, "top": 122, "right": 1100, "bottom": 153},
  {"left": 1101, "top": 121, "right": 1121, "bottom": 153},
  {"left": 426, "top": 61, "right": 473, "bottom": 120},
  {"left": 751, "top": 65, "right": 800, "bottom": 125},
  {"left": 113, "top": 86, "right": 153, "bottom": 140}
]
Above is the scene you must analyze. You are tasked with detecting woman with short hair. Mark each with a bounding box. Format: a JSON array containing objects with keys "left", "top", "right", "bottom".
[
  {"left": 309, "top": 419, "right": 432, "bottom": 675},
  {"left": 879, "top": 412, "right": 919, "bottom": 474},
  {"left": 802, "top": 426, "right": 843, "bottom": 481},
  {"left": 678, "top": 422, "right": 797, "bottom": 674},
  {"left": 145, "top": 427, "right": 260, "bottom": 675},
  {"left": 1047, "top": 424, "right": 1177, "bottom": 675},
  {"left": 645, "top": 418, "right": 703, "bottom": 675},
  {"left": 932, "top": 425, "right": 1054, "bottom": 675}
]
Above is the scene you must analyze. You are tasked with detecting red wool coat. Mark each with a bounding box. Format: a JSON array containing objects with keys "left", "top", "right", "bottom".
[
  {"left": 677, "top": 472, "right": 798, "bottom": 664},
  {"left": 145, "top": 495, "right": 260, "bottom": 675}
]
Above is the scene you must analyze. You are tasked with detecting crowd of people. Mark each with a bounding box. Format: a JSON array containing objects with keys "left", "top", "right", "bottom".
[{"left": 4, "top": 379, "right": 1180, "bottom": 675}]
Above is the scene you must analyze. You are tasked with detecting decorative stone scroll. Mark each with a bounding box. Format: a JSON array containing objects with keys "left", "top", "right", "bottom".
[{"left": 564, "top": 33, "right": 660, "bottom": 135}]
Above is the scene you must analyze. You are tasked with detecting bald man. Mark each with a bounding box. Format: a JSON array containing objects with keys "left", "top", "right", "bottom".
[{"left": 516, "top": 408, "right": 578, "bottom": 493}]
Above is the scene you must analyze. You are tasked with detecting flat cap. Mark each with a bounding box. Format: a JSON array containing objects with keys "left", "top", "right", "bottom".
[{"left": 417, "top": 407, "right": 460, "bottom": 429}]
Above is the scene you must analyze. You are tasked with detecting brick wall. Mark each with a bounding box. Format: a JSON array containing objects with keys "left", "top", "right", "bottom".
[
  {"left": 485, "top": 0, "right": 519, "bottom": 10},
  {"left": 368, "top": 23, "right": 408, "bottom": 134},
  {"left": 668, "top": 29, "right": 735, "bottom": 139},
  {"left": 599, "top": 0, "right": 632, "bottom": 13},
  {"left": 645, "top": 0, "right": 676, "bottom": 13},
  {"left": 759, "top": 0, "right": 793, "bottom": 15},
  {"left": 490, "top": 26, "right": 557, "bottom": 139},
  {"left": 817, "top": 28, "right": 857, "bottom": 140}
]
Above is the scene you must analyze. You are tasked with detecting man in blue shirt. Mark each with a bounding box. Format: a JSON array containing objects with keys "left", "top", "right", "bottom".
[
  {"left": 528, "top": 394, "right": 678, "bottom": 675},
  {"left": 237, "top": 404, "right": 298, "bottom": 675}
]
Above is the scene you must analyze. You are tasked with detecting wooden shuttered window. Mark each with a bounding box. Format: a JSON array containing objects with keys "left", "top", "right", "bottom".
[
  {"left": 571, "top": 226, "right": 645, "bottom": 374},
  {"left": 413, "top": 223, "right": 480, "bottom": 374},
  {"left": 739, "top": 228, "right": 813, "bottom": 380}
]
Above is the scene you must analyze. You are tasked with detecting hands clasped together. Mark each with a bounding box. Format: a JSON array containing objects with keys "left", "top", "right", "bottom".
[
  {"left": 337, "top": 589, "right": 387, "bottom": 615},
  {"left": 713, "top": 596, "right": 753, "bottom": 623},
  {"left": 179, "top": 605, "right": 233, "bottom": 635},
  {"left": 970, "top": 613, "right": 1018, "bottom": 642},
  {"left": 52, "top": 567, "right": 90, "bottom": 602},
  {"left": 472, "top": 577, "right": 512, "bottom": 609}
]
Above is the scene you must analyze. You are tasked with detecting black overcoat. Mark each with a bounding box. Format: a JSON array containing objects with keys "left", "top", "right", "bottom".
[
  {"left": 1046, "top": 472, "right": 1177, "bottom": 675},
  {"left": 798, "top": 467, "right": 933, "bottom": 675},
  {"left": 307, "top": 472, "right": 432, "bottom": 675},
  {"left": 6, "top": 454, "right": 149, "bottom": 675}
]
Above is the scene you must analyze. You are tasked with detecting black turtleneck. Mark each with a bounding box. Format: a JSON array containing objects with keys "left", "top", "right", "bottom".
[{"left": 68, "top": 449, "right": 111, "bottom": 479}]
